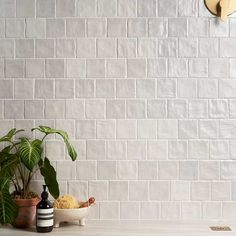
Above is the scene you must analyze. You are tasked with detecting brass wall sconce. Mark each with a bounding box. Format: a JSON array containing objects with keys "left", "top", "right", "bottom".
[{"left": 204, "top": 0, "right": 236, "bottom": 21}]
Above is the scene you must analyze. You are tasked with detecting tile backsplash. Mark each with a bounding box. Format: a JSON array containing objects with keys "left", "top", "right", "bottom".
[{"left": 1, "top": 0, "right": 236, "bottom": 220}]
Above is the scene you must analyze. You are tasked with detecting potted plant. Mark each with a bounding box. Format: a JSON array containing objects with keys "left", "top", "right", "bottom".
[{"left": 0, "top": 126, "right": 77, "bottom": 228}]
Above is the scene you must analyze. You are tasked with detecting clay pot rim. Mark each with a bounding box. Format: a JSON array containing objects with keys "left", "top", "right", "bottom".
[{"left": 14, "top": 197, "right": 40, "bottom": 207}]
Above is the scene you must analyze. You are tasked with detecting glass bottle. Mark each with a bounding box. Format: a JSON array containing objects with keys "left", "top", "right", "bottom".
[{"left": 36, "top": 185, "right": 54, "bottom": 233}]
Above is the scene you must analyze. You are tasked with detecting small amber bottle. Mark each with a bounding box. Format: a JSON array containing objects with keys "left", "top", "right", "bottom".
[{"left": 36, "top": 185, "right": 54, "bottom": 233}]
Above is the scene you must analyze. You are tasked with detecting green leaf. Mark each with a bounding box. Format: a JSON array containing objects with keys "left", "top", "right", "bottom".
[
  {"left": 40, "top": 157, "right": 59, "bottom": 199},
  {"left": 0, "top": 129, "right": 24, "bottom": 143},
  {"left": 0, "top": 177, "right": 18, "bottom": 225},
  {"left": 63, "top": 138, "right": 77, "bottom": 161},
  {"left": 0, "top": 145, "right": 19, "bottom": 180},
  {"left": 0, "top": 155, "right": 19, "bottom": 179},
  {"left": 0, "top": 146, "right": 12, "bottom": 164},
  {"left": 19, "top": 138, "right": 42, "bottom": 171},
  {"left": 32, "top": 126, "right": 77, "bottom": 161}
]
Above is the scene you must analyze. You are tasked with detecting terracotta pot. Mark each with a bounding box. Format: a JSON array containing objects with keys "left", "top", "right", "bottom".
[{"left": 13, "top": 198, "right": 40, "bottom": 228}]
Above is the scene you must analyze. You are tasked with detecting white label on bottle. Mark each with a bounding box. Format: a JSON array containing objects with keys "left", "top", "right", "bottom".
[
  {"left": 37, "top": 209, "right": 54, "bottom": 227},
  {"left": 37, "top": 219, "right": 54, "bottom": 227},
  {"left": 37, "top": 208, "right": 54, "bottom": 214}
]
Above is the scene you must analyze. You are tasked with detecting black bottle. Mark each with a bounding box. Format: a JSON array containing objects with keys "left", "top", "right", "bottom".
[{"left": 36, "top": 185, "right": 54, "bottom": 233}]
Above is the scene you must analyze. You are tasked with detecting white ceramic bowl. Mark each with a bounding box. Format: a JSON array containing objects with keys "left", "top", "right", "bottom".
[{"left": 53, "top": 207, "right": 89, "bottom": 228}]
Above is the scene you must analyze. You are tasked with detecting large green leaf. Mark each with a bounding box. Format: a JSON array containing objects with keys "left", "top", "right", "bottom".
[
  {"left": 0, "top": 155, "right": 19, "bottom": 179},
  {"left": 0, "top": 129, "right": 24, "bottom": 143},
  {"left": 40, "top": 157, "right": 59, "bottom": 199},
  {"left": 19, "top": 138, "right": 42, "bottom": 171},
  {"left": 0, "top": 178, "right": 18, "bottom": 225},
  {"left": 32, "top": 126, "right": 77, "bottom": 161},
  {"left": 0, "top": 146, "right": 12, "bottom": 164}
]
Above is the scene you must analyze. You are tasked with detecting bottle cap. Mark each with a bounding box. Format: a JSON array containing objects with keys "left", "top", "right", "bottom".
[{"left": 41, "top": 185, "right": 48, "bottom": 200}]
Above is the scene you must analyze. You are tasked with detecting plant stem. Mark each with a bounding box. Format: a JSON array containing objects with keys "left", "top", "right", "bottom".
[
  {"left": 11, "top": 178, "right": 18, "bottom": 193},
  {"left": 16, "top": 165, "right": 24, "bottom": 196},
  {"left": 22, "top": 163, "right": 26, "bottom": 190},
  {"left": 25, "top": 167, "right": 39, "bottom": 195},
  {"left": 13, "top": 170, "right": 21, "bottom": 194},
  {"left": 25, "top": 172, "right": 32, "bottom": 194},
  {"left": 41, "top": 134, "right": 48, "bottom": 142},
  {"left": 9, "top": 141, "right": 20, "bottom": 152}
]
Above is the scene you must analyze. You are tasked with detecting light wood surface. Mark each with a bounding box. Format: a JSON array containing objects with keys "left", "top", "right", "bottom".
[{"left": 1, "top": 220, "right": 236, "bottom": 236}]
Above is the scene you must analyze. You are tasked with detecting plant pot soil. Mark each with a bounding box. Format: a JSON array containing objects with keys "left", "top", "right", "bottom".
[{"left": 13, "top": 198, "right": 40, "bottom": 228}]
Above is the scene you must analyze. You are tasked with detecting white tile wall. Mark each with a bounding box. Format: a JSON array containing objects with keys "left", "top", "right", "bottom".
[{"left": 1, "top": 0, "right": 236, "bottom": 220}]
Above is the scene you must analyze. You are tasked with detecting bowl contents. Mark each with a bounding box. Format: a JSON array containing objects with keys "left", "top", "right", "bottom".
[
  {"left": 54, "top": 195, "right": 79, "bottom": 209},
  {"left": 53, "top": 195, "right": 95, "bottom": 209}
]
